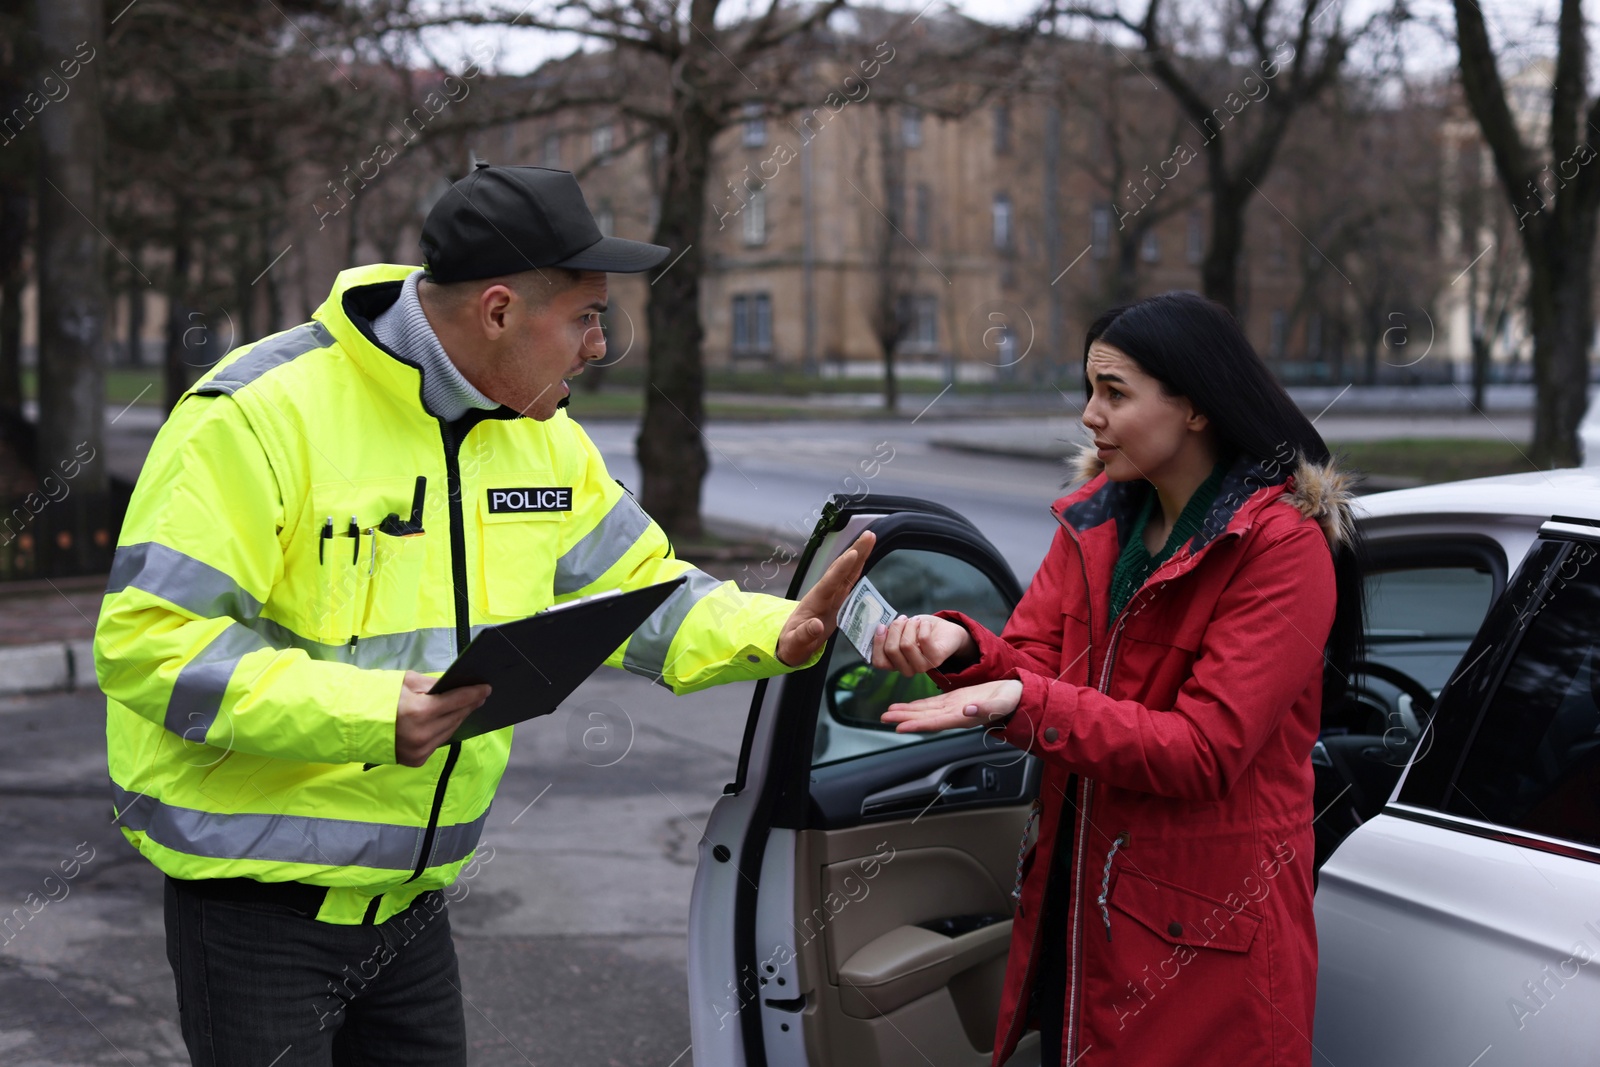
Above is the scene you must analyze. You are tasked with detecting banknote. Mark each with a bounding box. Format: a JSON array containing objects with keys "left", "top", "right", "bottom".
[{"left": 837, "top": 575, "right": 898, "bottom": 663}]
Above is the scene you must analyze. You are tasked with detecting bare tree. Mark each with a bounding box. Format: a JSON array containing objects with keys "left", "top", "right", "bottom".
[
  {"left": 377, "top": 1, "right": 1052, "bottom": 537},
  {"left": 865, "top": 105, "right": 916, "bottom": 412},
  {"left": 1064, "top": 0, "right": 1396, "bottom": 313},
  {"left": 1054, "top": 43, "right": 1201, "bottom": 305},
  {"left": 32, "top": 0, "right": 109, "bottom": 573},
  {"left": 1453, "top": 0, "right": 1598, "bottom": 466}
]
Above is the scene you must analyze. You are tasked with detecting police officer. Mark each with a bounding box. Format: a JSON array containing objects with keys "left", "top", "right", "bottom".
[{"left": 95, "top": 164, "right": 873, "bottom": 1066}]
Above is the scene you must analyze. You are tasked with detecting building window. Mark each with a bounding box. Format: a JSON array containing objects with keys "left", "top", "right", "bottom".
[
  {"left": 592, "top": 123, "right": 613, "bottom": 162},
  {"left": 1306, "top": 312, "right": 1323, "bottom": 359},
  {"left": 1269, "top": 223, "right": 1287, "bottom": 268},
  {"left": 1269, "top": 308, "right": 1288, "bottom": 357},
  {"left": 915, "top": 183, "right": 932, "bottom": 246},
  {"left": 902, "top": 106, "right": 922, "bottom": 148},
  {"left": 743, "top": 186, "right": 766, "bottom": 246},
  {"left": 542, "top": 132, "right": 561, "bottom": 168},
  {"left": 653, "top": 132, "right": 669, "bottom": 161},
  {"left": 1140, "top": 229, "right": 1160, "bottom": 263},
  {"left": 994, "top": 103, "right": 1011, "bottom": 155},
  {"left": 742, "top": 102, "right": 766, "bottom": 148},
  {"left": 1186, "top": 211, "right": 1204, "bottom": 265},
  {"left": 732, "top": 293, "right": 773, "bottom": 354},
  {"left": 1092, "top": 203, "right": 1112, "bottom": 259},
  {"left": 993, "top": 193, "right": 1012, "bottom": 251},
  {"left": 898, "top": 294, "right": 938, "bottom": 349},
  {"left": 595, "top": 201, "right": 614, "bottom": 237}
]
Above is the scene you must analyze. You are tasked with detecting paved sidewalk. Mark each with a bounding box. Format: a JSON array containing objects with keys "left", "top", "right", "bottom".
[{"left": 0, "top": 578, "right": 102, "bottom": 697}]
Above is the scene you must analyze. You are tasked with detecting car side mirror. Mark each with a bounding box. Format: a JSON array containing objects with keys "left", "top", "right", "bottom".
[{"left": 825, "top": 663, "right": 942, "bottom": 733}]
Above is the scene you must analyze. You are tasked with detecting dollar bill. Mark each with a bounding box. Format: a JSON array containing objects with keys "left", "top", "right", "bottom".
[{"left": 837, "top": 575, "right": 897, "bottom": 663}]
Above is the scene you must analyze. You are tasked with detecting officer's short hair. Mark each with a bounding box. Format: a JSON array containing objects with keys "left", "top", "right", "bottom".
[{"left": 422, "top": 267, "right": 584, "bottom": 313}]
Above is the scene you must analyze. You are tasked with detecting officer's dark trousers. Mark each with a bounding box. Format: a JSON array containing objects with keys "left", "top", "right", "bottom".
[{"left": 164, "top": 876, "right": 467, "bottom": 1067}]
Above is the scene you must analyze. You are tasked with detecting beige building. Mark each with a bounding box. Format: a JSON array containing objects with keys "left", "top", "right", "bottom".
[{"left": 14, "top": 30, "right": 1445, "bottom": 388}]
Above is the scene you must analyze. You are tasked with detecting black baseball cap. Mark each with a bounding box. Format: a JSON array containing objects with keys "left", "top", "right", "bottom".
[{"left": 420, "top": 162, "right": 671, "bottom": 282}]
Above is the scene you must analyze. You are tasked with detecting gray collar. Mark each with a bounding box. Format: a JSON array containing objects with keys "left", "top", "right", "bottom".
[{"left": 370, "top": 270, "right": 497, "bottom": 422}]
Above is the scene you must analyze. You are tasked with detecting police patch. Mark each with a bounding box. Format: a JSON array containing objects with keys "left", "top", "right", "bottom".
[{"left": 487, "top": 487, "right": 573, "bottom": 513}]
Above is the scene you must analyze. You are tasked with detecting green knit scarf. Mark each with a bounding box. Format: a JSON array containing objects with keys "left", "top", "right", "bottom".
[{"left": 1108, "top": 459, "right": 1231, "bottom": 622}]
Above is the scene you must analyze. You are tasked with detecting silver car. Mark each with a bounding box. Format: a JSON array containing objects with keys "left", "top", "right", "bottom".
[
  {"left": 1316, "top": 469, "right": 1600, "bottom": 1067},
  {"left": 684, "top": 475, "right": 1600, "bottom": 1066}
]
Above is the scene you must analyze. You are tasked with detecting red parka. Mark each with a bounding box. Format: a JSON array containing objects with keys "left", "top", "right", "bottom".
[{"left": 934, "top": 445, "right": 1354, "bottom": 1067}]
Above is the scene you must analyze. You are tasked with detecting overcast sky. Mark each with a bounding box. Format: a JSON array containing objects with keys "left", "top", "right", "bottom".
[{"left": 414, "top": 0, "right": 1569, "bottom": 86}]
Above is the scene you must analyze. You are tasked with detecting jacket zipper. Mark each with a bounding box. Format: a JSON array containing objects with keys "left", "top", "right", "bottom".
[
  {"left": 997, "top": 510, "right": 1097, "bottom": 1061},
  {"left": 404, "top": 417, "right": 472, "bottom": 884},
  {"left": 1042, "top": 493, "right": 1253, "bottom": 1061}
]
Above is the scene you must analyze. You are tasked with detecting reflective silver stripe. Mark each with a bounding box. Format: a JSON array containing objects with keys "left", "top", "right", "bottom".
[
  {"left": 108, "top": 542, "right": 263, "bottom": 621},
  {"left": 250, "top": 617, "right": 457, "bottom": 674},
  {"left": 165, "top": 624, "right": 269, "bottom": 739},
  {"left": 621, "top": 568, "right": 724, "bottom": 682},
  {"left": 108, "top": 542, "right": 456, "bottom": 673},
  {"left": 192, "top": 321, "right": 334, "bottom": 396},
  {"left": 554, "top": 494, "right": 655, "bottom": 595},
  {"left": 112, "top": 784, "right": 489, "bottom": 871}
]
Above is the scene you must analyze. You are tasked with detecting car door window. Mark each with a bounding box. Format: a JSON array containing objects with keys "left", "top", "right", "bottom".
[
  {"left": 1445, "top": 541, "right": 1600, "bottom": 849},
  {"left": 812, "top": 548, "right": 1011, "bottom": 766},
  {"left": 1362, "top": 559, "right": 1499, "bottom": 694}
]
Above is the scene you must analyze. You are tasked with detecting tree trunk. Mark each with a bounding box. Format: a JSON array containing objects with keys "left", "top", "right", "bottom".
[
  {"left": 164, "top": 230, "right": 194, "bottom": 411},
  {"left": 0, "top": 184, "right": 27, "bottom": 422},
  {"left": 1112, "top": 226, "right": 1141, "bottom": 305},
  {"left": 1470, "top": 332, "right": 1490, "bottom": 412},
  {"left": 637, "top": 108, "right": 715, "bottom": 540},
  {"left": 1201, "top": 182, "right": 1246, "bottom": 312},
  {"left": 1527, "top": 252, "right": 1594, "bottom": 468},
  {"left": 33, "top": 0, "right": 109, "bottom": 574}
]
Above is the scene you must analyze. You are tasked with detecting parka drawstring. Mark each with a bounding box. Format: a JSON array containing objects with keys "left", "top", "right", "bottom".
[
  {"left": 1012, "top": 798, "right": 1041, "bottom": 903},
  {"left": 1097, "top": 831, "right": 1130, "bottom": 940}
]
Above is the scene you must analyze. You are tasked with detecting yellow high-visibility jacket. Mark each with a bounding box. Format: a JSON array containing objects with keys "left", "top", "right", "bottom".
[{"left": 98, "top": 263, "right": 810, "bottom": 924}]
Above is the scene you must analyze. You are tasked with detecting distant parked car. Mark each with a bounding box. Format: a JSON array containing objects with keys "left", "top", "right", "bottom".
[{"left": 1582, "top": 388, "right": 1600, "bottom": 466}]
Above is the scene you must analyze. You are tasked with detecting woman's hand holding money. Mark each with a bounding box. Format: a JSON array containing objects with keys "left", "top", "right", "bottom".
[{"left": 872, "top": 614, "right": 977, "bottom": 677}]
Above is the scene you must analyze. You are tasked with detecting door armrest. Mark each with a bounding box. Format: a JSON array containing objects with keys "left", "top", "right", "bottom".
[{"left": 836, "top": 920, "right": 1012, "bottom": 1019}]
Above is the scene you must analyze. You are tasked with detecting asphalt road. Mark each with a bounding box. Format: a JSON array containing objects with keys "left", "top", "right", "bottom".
[
  {"left": 584, "top": 418, "right": 1068, "bottom": 583},
  {"left": 0, "top": 671, "right": 758, "bottom": 1066}
]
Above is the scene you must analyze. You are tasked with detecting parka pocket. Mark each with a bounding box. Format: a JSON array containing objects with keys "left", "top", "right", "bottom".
[
  {"left": 308, "top": 477, "right": 424, "bottom": 644},
  {"left": 476, "top": 477, "right": 568, "bottom": 619},
  {"left": 1108, "top": 870, "right": 1261, "bottom": 953},
  {"left": 362, "top": 530, "right": 427, "bottom": 636}
]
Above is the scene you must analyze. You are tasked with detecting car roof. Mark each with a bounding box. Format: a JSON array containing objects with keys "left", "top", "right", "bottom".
[{"left": 1355, "top": 466, "right": 1600, "bottom": 523}]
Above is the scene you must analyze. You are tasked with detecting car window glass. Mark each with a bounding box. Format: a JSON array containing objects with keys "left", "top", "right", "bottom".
[
  {"left": 812, "top": 548, "right": 1011, "bottom": 767},
  {"left": 1359, "top": 564, "right": 1498, "bottom": 701},
  {"left": 1447, "top": 542, "right": 1600, "bottom": 849},
  {"left": 1365, "top": 567, "right": 1495, "bottom": 641}
]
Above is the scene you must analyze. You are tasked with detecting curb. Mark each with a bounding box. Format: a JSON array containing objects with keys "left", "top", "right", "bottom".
[{"left": 0, "top": 640, "right": 96, "bottom": 698}]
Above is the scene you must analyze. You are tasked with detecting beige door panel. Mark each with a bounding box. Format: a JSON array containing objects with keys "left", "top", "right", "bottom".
[
  {"left": 837, "top": 919, "right": 1012, "bottom": 1018},
  {"left": 786, "top": 803, "right": 1033, "bottom": 1067}
]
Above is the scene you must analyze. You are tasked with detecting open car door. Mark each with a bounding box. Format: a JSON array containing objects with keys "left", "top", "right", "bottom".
[{"left": 688, "top": 494, "right": 1041, "bottom": 1067}]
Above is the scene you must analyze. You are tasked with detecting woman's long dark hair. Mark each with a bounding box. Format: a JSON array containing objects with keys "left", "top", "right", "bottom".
[{"left": 1084, "top": 290, "right": 1365, "bottom": 707}]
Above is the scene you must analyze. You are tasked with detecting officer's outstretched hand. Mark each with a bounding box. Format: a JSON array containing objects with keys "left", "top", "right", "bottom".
[
  {"left": 775, "top": 531, "right": 876, "bottom": 667},
  {"left": 395, "top": 671, "right": 491, "bottom": 767}
]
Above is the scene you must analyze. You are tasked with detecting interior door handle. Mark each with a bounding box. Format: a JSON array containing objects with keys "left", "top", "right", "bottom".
[{"left": 861, "top": 761, "right": 1014, "bottom": 817}]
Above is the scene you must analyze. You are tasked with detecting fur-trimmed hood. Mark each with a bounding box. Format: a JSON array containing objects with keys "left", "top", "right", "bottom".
[{"left": 1066, "top": 442, "right": 1356, "bottom": 553}]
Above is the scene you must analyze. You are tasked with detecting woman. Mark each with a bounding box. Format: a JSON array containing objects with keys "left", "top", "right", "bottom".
[{"left": 873, "top": 292, "right": 1361, "bottom": 1067}]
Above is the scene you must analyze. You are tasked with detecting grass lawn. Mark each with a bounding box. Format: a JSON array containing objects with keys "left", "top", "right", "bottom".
[
  {"left": 24, "top": 368, "right": 161, "bottom": 406},
  {"left": 1331, "top": 437, "right": 1544, "bottom": 486}
]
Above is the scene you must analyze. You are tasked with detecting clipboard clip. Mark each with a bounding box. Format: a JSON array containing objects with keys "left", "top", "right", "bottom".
[{"left": 378, "top": 476, "right": 427, "bottom": 536}]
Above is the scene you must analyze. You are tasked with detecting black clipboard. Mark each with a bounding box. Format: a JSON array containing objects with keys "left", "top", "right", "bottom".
[{"left": 438, "top": 577, "right": 687, "bottom": 742}]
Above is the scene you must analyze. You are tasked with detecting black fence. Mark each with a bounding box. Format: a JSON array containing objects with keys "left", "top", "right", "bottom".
[{"left": 0, "top": 483, "right": 130, "bottom": 581}]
